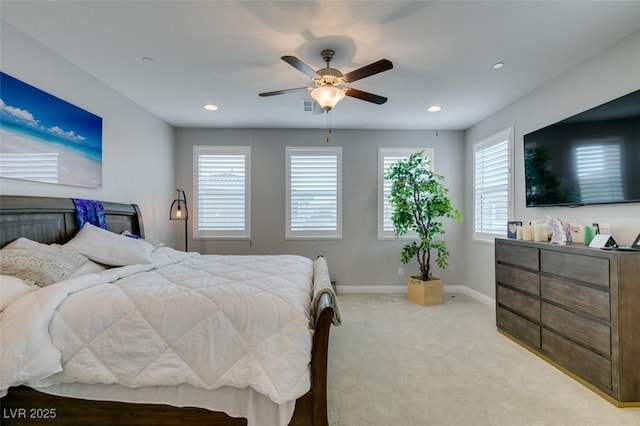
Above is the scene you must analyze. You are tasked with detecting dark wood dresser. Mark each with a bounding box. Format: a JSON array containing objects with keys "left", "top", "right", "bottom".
[{"left": 495, "top": 238, "right": 640, "bottom": 406}]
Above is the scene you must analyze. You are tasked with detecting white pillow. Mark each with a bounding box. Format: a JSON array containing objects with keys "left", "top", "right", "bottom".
[
  {"left": 0, "top": 274, "right": 38, "bottom": 311},
  {"left": 68, "top": 260, "right": 107, "bottom": 278},
  {"left": 121, "top": 230, "right": 165, "bottom": 248},
  {"left": 64, "top": 223, "right": 154, "bottom": 266},
  {"left": 0, "top": 237, "right": 89, "bottom": 286}
]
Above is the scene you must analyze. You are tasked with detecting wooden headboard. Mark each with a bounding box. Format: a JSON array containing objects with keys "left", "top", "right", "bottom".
[{"left": 0, "top": 195, "right": 145, "bottom": 248}]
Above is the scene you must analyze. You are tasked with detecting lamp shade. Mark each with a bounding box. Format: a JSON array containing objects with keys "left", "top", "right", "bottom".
[
  {"left": 311, "top": 86, "right": 345, "bottom": 111},
  {"left": 169, "top": 189, "right": 188, "bottom": 220}
]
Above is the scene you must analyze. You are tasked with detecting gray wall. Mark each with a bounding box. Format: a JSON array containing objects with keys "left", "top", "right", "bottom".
[
  {"left": 6, "top": 19, "right": 636, "bottom": 297},
  {"left": 175, "top": 128, "right": 466, "bottom": 289},
  {"left": 464, "top": 31, "right": 640, "bottom": 299},
  {"left": 0, "top": 22, "right": 176, "bottom": 244}
]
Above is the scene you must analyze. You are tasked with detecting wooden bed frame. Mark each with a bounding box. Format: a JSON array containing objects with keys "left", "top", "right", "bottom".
[{"left": 0, "top": 195, "right": 335, "bottom": 425}]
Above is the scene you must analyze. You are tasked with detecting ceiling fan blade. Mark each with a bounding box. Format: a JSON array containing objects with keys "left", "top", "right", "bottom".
[
  {"left": 259, "top": 87, "right": 310, "bottom": 97},
  {"left": 343, "top": 59, "right": 393, "bottom": 83},
  {"left": 344, "top": 88, "right": 388, "bottom": 105},
  {"left": 281, "top": 55, "right": 319, "bottom": 79}
]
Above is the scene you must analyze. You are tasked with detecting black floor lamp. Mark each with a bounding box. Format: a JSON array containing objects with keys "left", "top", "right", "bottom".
[{"left": 169, "top": 189, "right": 188, "bottom": 251}]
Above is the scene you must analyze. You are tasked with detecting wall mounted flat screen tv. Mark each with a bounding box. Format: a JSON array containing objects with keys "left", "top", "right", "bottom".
[{"left": 524, "top": 89, "right": 640, "bottom": 207}]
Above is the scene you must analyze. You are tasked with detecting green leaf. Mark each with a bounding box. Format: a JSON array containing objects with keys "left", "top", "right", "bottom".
[{"left": 385, "top": 151, "right": 463, "bottom": 278}]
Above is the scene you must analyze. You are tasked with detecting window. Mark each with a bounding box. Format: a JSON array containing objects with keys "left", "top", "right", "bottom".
[
  {"left": 286, "top": 147, "right": 342, "bottom": 239},
  {"left": 378, "top": 147, "right": 434, "bottom": 239},
  {"left": 575, "top": 139, "right": 623, "bottom": 203},
  {"left": 473, "top": 127, "right": 513, "bottom": 242},
  {"left": 194, "top": 146, "right": 251, "bottom": 239}
]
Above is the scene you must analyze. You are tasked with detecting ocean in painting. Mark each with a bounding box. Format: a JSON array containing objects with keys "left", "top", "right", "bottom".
[{"left": 0, "top": 72, "right": 102, "bottom": 189}]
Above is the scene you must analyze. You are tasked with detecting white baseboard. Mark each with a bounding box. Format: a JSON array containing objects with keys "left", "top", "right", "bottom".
[
  {"left": 337, "top": 284, "right": 495, "bottom": 308},
  {"left": 449, "top": 286, "right": 495, "bottom": 308},
  {"left": 338, "top": 285, "right": 406, "bottom": 294}
]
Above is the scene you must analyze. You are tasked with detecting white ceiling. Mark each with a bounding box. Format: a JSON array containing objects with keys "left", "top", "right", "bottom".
[{"left": 2, "top": 1, "right": 639, "bottom": 130}]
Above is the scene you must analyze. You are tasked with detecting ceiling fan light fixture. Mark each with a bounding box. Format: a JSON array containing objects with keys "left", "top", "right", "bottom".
[{"left": 311, "top": 86, "right": 345, "bottom": 111}]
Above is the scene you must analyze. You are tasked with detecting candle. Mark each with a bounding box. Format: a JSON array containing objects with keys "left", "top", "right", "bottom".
[
  {"left": 516, "top": 226, "right": 523, "bottom": 240},
  {"left": 534, "top": 224, "right": 546, "bottom": 242},
  {"left": 523, "top": 225, "right": 533, "bottom": 241}
]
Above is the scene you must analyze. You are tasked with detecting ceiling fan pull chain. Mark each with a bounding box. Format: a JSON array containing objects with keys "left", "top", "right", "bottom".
[{"left": 326, "top": 111, "right": 332, "bottom": 143}]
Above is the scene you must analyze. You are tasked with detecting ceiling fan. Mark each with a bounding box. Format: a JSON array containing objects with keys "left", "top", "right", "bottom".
[{"left": 259, "top": 49, "right": 393, "bottom": 112}]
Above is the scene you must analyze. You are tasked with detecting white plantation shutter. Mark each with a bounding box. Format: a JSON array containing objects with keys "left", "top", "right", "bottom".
[
  {"left": 575, "top": 141, "right": 623, "bottom": 203},
  {"left": 473, "top": 128, "right": 513, "bottom": 241},
  {"left": 194, "top": 146, "right": 250, "bottom": 239},
  {"left": 377, "top": 148, "right": 434, "bottom": 239},
  {"left": 286, "top": 147, "right": 342, "bottom": 239}
]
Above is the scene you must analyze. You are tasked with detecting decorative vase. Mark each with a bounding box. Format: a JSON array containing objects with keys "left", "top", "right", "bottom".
[{"left": 407, "top": 276, "right": 443, "bottom": 306}]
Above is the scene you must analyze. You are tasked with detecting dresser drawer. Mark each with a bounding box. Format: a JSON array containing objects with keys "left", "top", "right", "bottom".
[
  {"left": 541, "top": 302, "right": 611, "bottom": 357},
  {"left": 541, "top": 276, "right": 610, "bottom": 321},
  {"left": 497, "top": 264, "right": 540, "bottom": 296},
  {"left": 497, "top": 285, "right": 540, "bottom": 322},
  {"left": 496, "top": 243, "right": 539, "bottom": 270},
  {"left": 540, "top": 250, "right": 609, "bottom": 288},
  {"left": 497, "top": 306, "right": 540, "bottom": 349},
  {"left": 542, "top": 329, "right": 612, "bottom": 392},
  {"left": 495, "top": 239, "right": 640, "bottom": 404}
]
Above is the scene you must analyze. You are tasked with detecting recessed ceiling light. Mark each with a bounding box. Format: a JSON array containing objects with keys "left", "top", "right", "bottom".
[
  {"left": 427, "top": 105, "right": 442, "bottom": 112},
  {"left": 493, "top": 62, "right": 505, "bottom": 69},
  {"left": 203, "top": 104, "right": 218, "bottom": 111}
]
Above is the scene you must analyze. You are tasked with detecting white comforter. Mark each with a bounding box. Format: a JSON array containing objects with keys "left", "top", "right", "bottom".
[{"left": 0, "top": 248, "right": 325, "bottom": 406}]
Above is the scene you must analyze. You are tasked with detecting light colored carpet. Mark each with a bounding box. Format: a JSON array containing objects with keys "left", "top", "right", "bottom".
[{"left": 327, "top": 293, "right": 640, "bottom": 426}]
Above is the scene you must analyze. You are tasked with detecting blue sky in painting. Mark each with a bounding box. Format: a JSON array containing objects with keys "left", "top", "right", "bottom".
[{"left": 0, "top": 72, "right": 102, "bottom": 153}]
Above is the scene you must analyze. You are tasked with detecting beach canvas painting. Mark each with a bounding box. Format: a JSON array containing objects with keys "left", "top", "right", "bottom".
[{"left": 0, "top": 72, "right": 102, "bottom": 188}]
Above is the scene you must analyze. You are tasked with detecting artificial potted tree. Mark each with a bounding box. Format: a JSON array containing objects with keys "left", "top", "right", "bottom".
[{"left": 385, "top": 151, "right": 463, "bottom": 305}]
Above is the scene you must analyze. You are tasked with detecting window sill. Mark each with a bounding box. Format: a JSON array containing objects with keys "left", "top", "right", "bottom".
[{"left": 472, "top": 234, "right": 500, "bottom": 245}]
